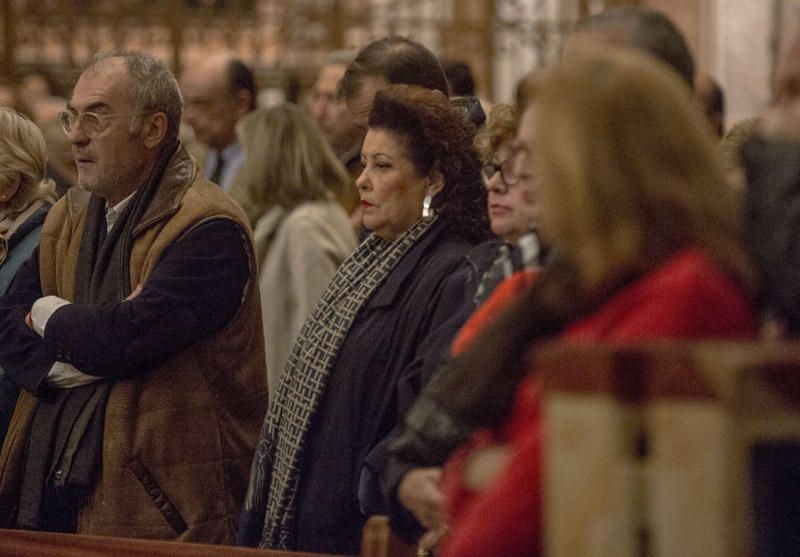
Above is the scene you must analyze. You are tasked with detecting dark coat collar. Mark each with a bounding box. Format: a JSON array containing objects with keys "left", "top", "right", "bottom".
[{"left": 367, "top": 220, "right": 467, "bottom": 309}]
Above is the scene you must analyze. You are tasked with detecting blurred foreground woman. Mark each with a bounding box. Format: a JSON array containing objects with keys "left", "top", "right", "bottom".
[{"left": 432, "top": 47, "right": 757, "bottom": 557}]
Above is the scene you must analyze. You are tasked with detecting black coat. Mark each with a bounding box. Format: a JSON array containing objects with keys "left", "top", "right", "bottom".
[
  {"left": 293, "top": 221, "right": 476, "bottom": 554},
  {"left": 743, "top": 137, "right": 800, "bottom": 333}
]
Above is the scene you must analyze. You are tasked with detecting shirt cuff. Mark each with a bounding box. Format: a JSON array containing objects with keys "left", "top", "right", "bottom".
[
  {"left": 30, "top": 295, "right": 71, "bottom": 337},
  {"left": 45, "top": 362, "right": 102, "bottom": 389}
]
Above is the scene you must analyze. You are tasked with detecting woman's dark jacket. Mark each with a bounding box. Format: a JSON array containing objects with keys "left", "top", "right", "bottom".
[
  {"left": 293, "top": 220, "right": 477, "bottom": 554},
  {"left": 743, "top": 137, "right": 800, "bottom": 334}
]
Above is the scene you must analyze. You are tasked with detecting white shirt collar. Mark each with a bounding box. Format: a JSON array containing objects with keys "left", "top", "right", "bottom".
[{"left": 105, "top": 190, "right": 137, "bottom": 233}]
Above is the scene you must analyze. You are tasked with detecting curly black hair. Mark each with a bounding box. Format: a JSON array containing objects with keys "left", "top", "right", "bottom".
[{"left": 368, "top": 84, "right": 491, "bottom": 243}]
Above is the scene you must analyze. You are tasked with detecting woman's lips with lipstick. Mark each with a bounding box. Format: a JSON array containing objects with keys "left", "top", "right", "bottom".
[{"left": 361, "top": 200, "right": 374, "bottom": 209}]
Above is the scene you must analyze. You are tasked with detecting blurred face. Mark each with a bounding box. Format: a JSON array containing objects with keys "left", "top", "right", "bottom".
[
  {"left": 21, "top": 74, "right": 51, "bottom": 100},
  {"left": 66, "top": 58, "right": 153, "bottom": 206},
  {"left": 0, "top": 86, "right": 13, "bottom": 108},
  {"left": 310, "top": 64, "right": 363, "bottom": 154},
  {"left": 181, "top": 66, "right": 241, "bottom": 150},
  {"left": 484, "top": 140, "right": 539, "bottom": 243},
  {"left": 357, "top": 128, "right": 433, "bottom": 241},
  {"left": 346, "top": 75, "right": 389, "bottom": 130},
  {"left": 510, "top": 106, "right": 544, "bottom": 237},
  {"left": 761, "top": 34, "right": 800, "bottom": 139}
]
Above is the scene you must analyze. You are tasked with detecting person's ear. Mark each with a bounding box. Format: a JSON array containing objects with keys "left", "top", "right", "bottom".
[
  {"left": 141, "top": 112, "right": 168, "bottom": 149},
  {"left": 0, "top": 173, "right": 21, "bottom": 203},
  {"left": 234, "top": 89, "right": 254, "bottom": 118},
  {"left": 427, "top": 169, "right": 444, "bottom": 198}
]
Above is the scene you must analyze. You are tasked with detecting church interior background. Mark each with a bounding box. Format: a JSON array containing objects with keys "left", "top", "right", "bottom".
[{"left": 1, "top": 0, "right": 799, "bottom": 130}]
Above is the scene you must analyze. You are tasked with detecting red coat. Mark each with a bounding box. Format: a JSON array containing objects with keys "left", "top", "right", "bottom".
[{"left": 439, "top": 249, "right": 756, "bottom": 557}]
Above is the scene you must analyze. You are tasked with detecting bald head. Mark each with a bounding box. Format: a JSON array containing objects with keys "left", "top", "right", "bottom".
[
  {"left": 180, "top": 54, "right": 255, "bottom": 150},
  {"left": 571, "top": 7, "right": 695, "bottom": 87}
]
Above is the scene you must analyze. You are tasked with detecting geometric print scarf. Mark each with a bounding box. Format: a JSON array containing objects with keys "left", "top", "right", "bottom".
[{"left": 241, "top": 215, "right": 439, "bottom": 549}]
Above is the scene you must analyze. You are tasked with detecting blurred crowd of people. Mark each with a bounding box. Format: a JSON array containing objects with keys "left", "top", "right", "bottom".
[{"left": 0, "top": 5, "right": 797, "bottom": 556}]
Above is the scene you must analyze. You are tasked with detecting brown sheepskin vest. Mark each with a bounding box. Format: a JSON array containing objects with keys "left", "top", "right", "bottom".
[{"left": 0, "top": 145, "right": 268, "bottom": 543}]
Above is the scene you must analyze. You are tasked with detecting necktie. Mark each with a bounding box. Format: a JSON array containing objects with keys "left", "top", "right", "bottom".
[{"left": 209, "top": 153, "right": 226, "bottom": 186}]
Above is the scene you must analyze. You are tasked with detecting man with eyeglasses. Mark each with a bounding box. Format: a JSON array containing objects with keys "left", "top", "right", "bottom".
[{"left": 0, "top": 51, "right": 267, "bottom": 543}]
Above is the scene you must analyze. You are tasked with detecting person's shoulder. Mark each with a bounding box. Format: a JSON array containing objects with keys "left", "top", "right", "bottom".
[
  {"left": 42, "top": 188, "right": 90, "bottom": 231},
  {"left": 426, "top": 221, "right": 481, "bottom": 264},
  {"left": 183, "top": 175, "right": 249, "bottom": 223},
  {"left": 649, "top": 248, "right": 734, "bottom": 291},
  {"left": 630, "top": 248, "right": 754, "bottom": 322},
  {"left": 286, "top": 200, "right": 349, "bottom": 224},
  {"left": 466, "top": 237, "right": 503, "bottom": 268}
]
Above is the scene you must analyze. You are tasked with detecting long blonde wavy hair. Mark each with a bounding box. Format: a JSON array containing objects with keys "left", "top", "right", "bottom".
[
  {"left": 0, "top": 107, "right": 56, "bottom": 216},
  {"left": 233, "top": 103, "right": 350, "bottom": 220}
]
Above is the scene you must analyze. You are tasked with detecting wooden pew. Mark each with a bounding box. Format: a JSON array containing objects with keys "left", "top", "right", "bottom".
[
  {"left": 361, "top": 516, "right": 418, "bottom": 557},
  {"left": 5, "top": 341, "right": 799, "bottom": 556},
  {"left": 0, "top": 528, "right": 336, "bottom": 557},
  {"left": 0, "top": 515, "right": 415, "bottom": 557},
  {"left": 537, "top": 340, "right": 800, "bottom": 557}
]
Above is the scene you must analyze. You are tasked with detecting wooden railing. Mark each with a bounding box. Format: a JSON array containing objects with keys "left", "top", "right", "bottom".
[
  {"left": 0, "top": 516, "right": 416, "bottom": 557},
  {"left": 537, "top": 340, "right": 800, "bottom": 557},
  {"left": 0, "top": 528, "right": 334, "bottom": 557},
  {"left": 2, "top": 341, "right": 799, "bottom": 556}
]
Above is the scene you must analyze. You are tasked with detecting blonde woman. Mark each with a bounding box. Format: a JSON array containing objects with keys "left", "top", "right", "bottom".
[
  {"left": 428, "top": 46, "right": 757, "bottom": 557},
  {"left": 0, "top": 107, "right": 55, "bottom": 444},
  {"left": 234, "top": 104, "right": 357, "bottom": 399}
]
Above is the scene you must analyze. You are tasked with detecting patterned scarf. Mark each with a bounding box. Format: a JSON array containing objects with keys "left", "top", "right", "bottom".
[{"left": 242, "top": 215, "right": 438, "bottom": 549}]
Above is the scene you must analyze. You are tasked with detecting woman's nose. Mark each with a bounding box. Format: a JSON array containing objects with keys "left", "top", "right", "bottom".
[{"left": 356, "top": 168, "right": 369, "bottom": 190}]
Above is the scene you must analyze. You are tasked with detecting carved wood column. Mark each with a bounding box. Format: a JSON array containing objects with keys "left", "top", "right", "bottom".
[{"left": 2, "top": 0, "right": 15, "bottom": 84}]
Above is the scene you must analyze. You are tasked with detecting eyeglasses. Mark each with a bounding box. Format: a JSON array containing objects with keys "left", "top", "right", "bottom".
[
  {"left": 481, "top": 158, "right": 520, "bottom": 191},
  {"left": 57, "top": 110, "right": 149, "bottom": 138}
]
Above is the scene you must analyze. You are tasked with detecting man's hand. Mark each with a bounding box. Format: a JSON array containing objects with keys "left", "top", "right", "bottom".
[{"left": 397, "top": 467, "right": 444, "bottom": 531}]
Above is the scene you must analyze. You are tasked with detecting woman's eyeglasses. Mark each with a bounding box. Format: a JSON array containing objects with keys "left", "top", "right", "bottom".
[{"left": 481, "top": 158, "right": 520, "bottom": 191}]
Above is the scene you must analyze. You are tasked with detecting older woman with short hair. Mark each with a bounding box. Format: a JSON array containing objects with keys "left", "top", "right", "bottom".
[
  {"left": 0, "top": 107, "right": 55, "bottom": 443},
  {"left": 467, "top": 102, "right": 543, "bottom": 306},
  {"left": 240, "top": 84, "right": 490, "bottom": 554}
]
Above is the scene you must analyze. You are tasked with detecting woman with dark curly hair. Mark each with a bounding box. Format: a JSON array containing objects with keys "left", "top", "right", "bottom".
[{"left": 239, "top": 84, "right": 491, "bottom": 554}]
